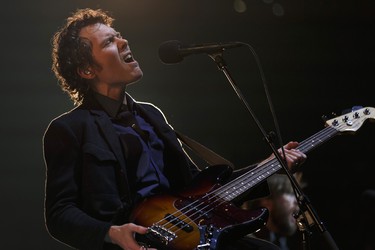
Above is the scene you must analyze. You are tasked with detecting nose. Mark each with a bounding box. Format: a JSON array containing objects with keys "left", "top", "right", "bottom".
[{"left": 117, "top": 37, "right": 128, "bottom": 51}]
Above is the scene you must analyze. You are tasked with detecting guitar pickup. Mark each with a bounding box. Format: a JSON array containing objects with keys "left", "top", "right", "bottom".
[{"left": 165, "top": 213, "right": 194, "bottom": 232}]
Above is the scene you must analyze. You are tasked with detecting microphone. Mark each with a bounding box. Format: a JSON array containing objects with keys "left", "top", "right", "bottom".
[{"left": 158, "top": 40, "right": 243, "bottom": 64}]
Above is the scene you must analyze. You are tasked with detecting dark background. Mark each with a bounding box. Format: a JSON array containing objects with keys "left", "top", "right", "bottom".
[{"left": 1, "top": 0, "right": 374, "bottom": 249}]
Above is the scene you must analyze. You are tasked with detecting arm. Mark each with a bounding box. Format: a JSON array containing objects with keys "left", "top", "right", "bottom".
[
  {"left": 231, "top": 141, "right": 306, "bottom": 203},
  {"left": 44, "top": 119, "right": 111, "bottom": 250},
  {"left": 259, "top": 141, "right": 307, "bottom": 171},
  {"left": 44, "top": 117, "right": 160, "bottom": 250},
  {"left": 234, "top": 141, "right": 306, "bottom": 176}
]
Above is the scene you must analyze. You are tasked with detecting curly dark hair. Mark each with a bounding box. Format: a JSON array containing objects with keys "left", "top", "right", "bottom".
[{"left": 51, "top": 8, "right": 114, "bottom": 105}]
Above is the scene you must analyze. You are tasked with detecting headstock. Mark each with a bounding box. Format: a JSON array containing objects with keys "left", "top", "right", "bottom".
[{"left": 325, "top": 107, "right": 375, "bottom": 133}]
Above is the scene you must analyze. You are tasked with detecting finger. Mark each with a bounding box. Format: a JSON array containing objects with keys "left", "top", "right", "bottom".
[
  {"left": 278, "top": 144, "right": 298, "bottom": 156},
  {"left": 119, "top": 224, "right": 149, "bottom": 250},
  {"left": 290, "top": 149, "right": 307, "bottom": 163},
  {"left": 282, "top": 146, "right": 306, "bottom": 159},
  {"left": 128, "top": 223, "right": 149, "bottom": 235},
  {"left": 278, "top": 148, "right": 297, "bottom": 159},
  {"left": 285, "top": 154, "right": 298, "bottom": 164},
  {"left": 288, "top": 153, "right": 307, "bottom": 168},
  {"left": 284, "top": 141, "right": 299, "bottom": 150},
  {"left": 288, "top": 149, "right": 305, "bottom": 158},
  {"left": 287, "top": 154, "right": 303, "bottom": 166}
]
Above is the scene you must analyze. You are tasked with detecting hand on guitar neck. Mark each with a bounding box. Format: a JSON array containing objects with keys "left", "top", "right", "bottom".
[{"left": 260, "top": 141, "right": 307, "bottom": 172}]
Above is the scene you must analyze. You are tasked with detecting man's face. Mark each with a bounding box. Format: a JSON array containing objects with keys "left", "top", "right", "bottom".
[
  {"left": 271, "top": 193, "right": 299, "bottom": 236},
  {"left": 79, "top": 23, "right": 143, "bottom": 87}
]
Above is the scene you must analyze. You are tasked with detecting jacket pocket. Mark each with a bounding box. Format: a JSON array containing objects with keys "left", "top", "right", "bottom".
[
  {"left": 81, "top": 143, "right": 119, "bottom": 194},
  {"left": 83, "top": 142, "right": 117, "bottom": 163}
]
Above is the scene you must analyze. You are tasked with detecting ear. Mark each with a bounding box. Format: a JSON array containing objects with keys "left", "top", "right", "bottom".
[{"left": 77, "top": 67, "right": 96, "bottom": 80}]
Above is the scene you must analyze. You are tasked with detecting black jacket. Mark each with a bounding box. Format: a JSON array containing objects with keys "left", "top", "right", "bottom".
[
  {"left": 43, "top": 92, "right": 268, "bottom": 250},
  {"left": 43, "top": 93, "right": 199, "bottom": 250}
]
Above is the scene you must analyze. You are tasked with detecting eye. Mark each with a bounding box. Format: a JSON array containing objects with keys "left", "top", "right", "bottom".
[
  {"left": 104, "top": 37, "right": 114, "bottom": 46},
  {"left": 103, "top": 33, "right": 123, "bottom": 48}
]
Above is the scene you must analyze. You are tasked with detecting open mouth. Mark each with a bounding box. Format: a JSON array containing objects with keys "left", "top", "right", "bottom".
[{"left": 123, "top": 53, "right": 135, "bottom": 63}]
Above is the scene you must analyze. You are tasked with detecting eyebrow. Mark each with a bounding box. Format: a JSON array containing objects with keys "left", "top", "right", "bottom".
[
  {"left": 99, "top": 33, "right": 114, "bottom": 47},
  {"left": 99, "top": 31, "right": 122, "bottom": 47}
]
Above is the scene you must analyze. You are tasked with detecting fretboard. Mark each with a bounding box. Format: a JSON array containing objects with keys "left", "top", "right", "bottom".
[{"left": 215, "top": 126, "right": 339, "bottom": 201}]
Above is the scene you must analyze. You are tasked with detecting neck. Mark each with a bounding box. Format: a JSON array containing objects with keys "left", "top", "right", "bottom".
[{"left": 92, "top": 83, "right": 126, "bottom": 101}]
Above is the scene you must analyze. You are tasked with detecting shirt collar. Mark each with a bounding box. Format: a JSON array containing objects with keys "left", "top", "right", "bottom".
[{"left": 92, "top": 91, "right": 132, "bottom": 118}]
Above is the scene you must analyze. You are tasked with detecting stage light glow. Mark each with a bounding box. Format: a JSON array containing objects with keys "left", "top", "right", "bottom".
[
  {"left": 272, "top": 3, "right": 285, "bottom": 16},
  {"left": 233, "top": 0, "right": 247, "bottom": 13}
]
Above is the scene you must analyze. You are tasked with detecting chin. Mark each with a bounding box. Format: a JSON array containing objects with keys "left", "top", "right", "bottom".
[
  {"left": 126, "top": 71, "right": 144, "bottom": 85},
  {"left": 133, "top": 69, "right": 144, "bottom": 81}
]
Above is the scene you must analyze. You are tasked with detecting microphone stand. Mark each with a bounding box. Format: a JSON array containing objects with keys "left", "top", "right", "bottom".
[{"left": 207, "top": 51, "right": 339, "bottom": 250}]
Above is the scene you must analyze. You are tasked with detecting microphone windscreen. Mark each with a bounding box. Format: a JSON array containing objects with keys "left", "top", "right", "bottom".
[{"left": 158, "top": 40, "right": 183, "bottom": 64}]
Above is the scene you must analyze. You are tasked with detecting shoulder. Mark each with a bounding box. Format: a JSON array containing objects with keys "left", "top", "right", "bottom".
[
  {"left": 138, "top": 101, "right": 166, "bottom": 117},
  {"left": 134, "top": 100, "right": 176, "bottom": 131},
  {"left": 44, "top": 106, "right": 98, "bottom": 139},
  {"left": 48, "top": 106, "right": 91, "bottom": 127},
  {"left": 127, "top": 92, "right": 169, "bottom": 122}
]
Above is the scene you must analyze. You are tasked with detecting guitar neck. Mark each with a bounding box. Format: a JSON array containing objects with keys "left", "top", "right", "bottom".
[{"left": 217, "top": 126, "right": 339, "bottom": 201}]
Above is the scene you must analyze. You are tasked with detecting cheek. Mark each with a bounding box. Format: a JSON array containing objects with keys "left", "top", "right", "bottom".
[
  {"left": 104, "top": 54, "right": 122, "bottom": 69},
  {"left": 95, "top": 48, "right": 121, "bottom": 67},
  {"left": 99, "top": 56, "right": 125, "bottom": 79}
]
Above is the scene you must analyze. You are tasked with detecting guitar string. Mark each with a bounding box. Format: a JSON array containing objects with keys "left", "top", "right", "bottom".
[
  {"left": 162, "top": 157, "right": 281, "bottom": 236},
  {"left": 162, "top": 110, "right": 367, "bottom": 233},
  {"left": 153, "top": 125, "right": 340, "bottom": 236},
  {"left": 151, "top": 124, "right": 342, "bottom": 237},
  {"left": 212, "top": 125, "right": 340, "bottom": 203},
  {"left": 194, "top": 119, "right": 362, "bottom": 226},
  {"left": 154, "top": 125, "right": 340, "bottom": 237},
  {"left": 172, "top": 119, "right": 361, "bottom": 234},
  {"left": 161, "top": 124, "right": 341, "bottom": 235}
]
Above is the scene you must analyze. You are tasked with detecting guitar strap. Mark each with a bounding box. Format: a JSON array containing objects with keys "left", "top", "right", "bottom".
[{"left": 174, "top": 130, "right": 234, "bottom": 168}]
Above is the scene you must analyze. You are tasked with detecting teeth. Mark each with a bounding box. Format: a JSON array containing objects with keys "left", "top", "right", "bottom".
[{"left": 124, "top": 54, "right": 133, "bottom": 62}]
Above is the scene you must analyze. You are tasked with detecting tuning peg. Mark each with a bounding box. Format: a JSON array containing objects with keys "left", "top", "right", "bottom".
[{"left": 322, "top": 112, "right": 337, "bottom": 122}]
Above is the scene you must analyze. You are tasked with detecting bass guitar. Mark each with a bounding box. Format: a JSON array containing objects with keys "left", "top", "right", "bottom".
[{"left": 130, "top": 107, "right": 375, "bottom": 250}]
